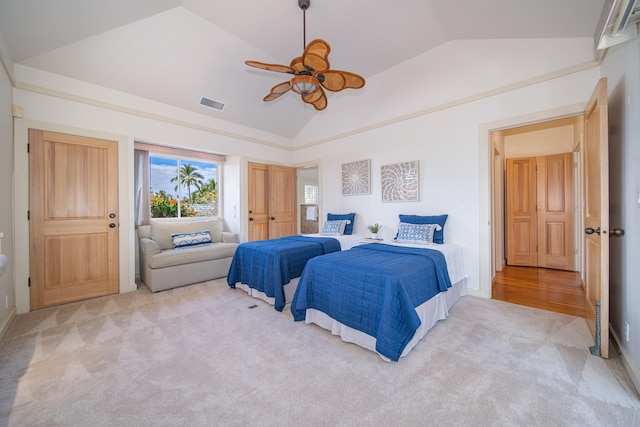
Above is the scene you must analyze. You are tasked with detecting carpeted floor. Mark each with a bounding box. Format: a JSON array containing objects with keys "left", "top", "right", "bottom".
[{"left": 1, "top": 278, "right": 639, "bottom": 426}]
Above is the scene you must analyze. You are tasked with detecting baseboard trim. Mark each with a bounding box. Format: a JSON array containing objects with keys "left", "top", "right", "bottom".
[
  {"left": 0, "top": 307, "right": 17, "bottom": 343},
  {"left": 611, "top": 330, "right": 640, "bottom": 396}
]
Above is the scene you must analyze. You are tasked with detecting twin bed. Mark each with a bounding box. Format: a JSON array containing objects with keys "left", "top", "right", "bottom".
[
  {"left": 227, "top": 213, "right": 468, "bottom": 361},
  {"left": 291, "top": 241, "right": 468, "bottom": 361},
  {"left": 227, "top": 233, "right": 363, "bottom": 311}
]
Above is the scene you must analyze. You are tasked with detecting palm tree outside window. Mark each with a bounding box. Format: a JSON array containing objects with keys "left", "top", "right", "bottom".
[{"left": 149, "top": 156, "right": 219, "bottom": 218}]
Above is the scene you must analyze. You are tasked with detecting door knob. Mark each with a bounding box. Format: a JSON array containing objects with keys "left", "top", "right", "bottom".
[
  {"left": 249, "top": 218, "right": 253, "bottom": 221},
  {"left": 270, "top": 217, "right": 276, "bottom": 220},
  {"left": 109, "top": 213, "right": 116, "bottom": 218},
  {"left": 610, "top": 228, "right": 625, "bottom": 237},
  {"left": 109, "top": 223, "right": 116, "bottom": 228},
  {"left": 585, "top": 227, "right": 601, "bottom": 235}
]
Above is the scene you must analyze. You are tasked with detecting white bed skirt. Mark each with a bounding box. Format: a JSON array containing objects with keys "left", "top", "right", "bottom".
[
  {"left": 304, "top": 278, "right": 468, "bottom": 361},
  {"left": 235, "top": 278, "right": 300, "bottom": 307}
]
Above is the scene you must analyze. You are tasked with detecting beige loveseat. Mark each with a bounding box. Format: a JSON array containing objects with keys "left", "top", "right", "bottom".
[{"left": 138, "top": 218, "right": 239, "bottom": 292}]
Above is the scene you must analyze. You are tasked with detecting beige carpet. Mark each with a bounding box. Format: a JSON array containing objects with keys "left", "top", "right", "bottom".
[{"left": 1, "top": 278, "right": 639, "bottom": 426}]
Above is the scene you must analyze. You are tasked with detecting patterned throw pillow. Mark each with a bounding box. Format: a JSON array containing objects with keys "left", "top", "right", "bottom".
[
  {"left": 321, "top": 220, "right": 348, "bottom": 236},
  {"left": 171, "top": 230, "right": 213, "bottom": 249},
  {"left": 395, "top": 222, "right": 442, "bottom": 245},
  {"left": 398, "top": 214, "right": 448, "bottom": 244},
  {"left": 327, "top": 213, "right": 355, "bottom": 235}
]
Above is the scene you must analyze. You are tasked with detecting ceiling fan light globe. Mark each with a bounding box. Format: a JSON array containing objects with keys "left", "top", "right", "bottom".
[{"left": 291, "top": 75, "right": 319, "bottom": 96}]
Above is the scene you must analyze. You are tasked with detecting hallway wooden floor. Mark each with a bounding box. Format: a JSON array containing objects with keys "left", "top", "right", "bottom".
[{"left": 492, "top": 265, "right": 586, "bottom": 318}]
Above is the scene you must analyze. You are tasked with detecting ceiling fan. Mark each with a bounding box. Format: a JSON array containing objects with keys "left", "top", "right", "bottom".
[{"left": 244, "top": 0, "right": 365, "bottom": 110}]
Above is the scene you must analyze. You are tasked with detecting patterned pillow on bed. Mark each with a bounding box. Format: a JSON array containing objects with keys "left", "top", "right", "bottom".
[
  {"left": 322, "top": 220, "right": 348, "bottom": 236},
  {"left": 398, "top": 214, "right": 448, "bottom": 244},
  {"left": 327, "top": 213, "right": 355, "bottom": 235},
  {"left": 395, "top": 222, "right": 441, "bottom": 245},
  {"left": 171, "top": 230, "right": 213, "bottom": 249}
]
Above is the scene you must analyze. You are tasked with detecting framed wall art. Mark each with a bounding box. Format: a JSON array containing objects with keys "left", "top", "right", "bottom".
[
  {"left": 342, "top": 159, "right": 371, "bottom": 196},
  {"left": 381, "top": 160, "right": 419, "bottom": 202}
]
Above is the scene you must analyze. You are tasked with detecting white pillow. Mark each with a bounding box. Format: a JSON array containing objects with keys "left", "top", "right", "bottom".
[
  {"left": 395, "top": 222, "right": 442, "bottom": 245},
  {"left": 322, "top": 220, "right": 348, "bottom": 236},
  {"left": 171, "top": 230, "right": 213, "bottom": 249}
]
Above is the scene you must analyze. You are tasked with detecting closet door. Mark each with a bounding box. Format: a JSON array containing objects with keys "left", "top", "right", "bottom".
[
  {"left": 248, "top": 162, "right": 269, "bottom": 241},
  {"left": 537, "top": 153, "right": 574, "bottom": 270},
  {"left": 506, "top": 157, "right": 537, "bottom": 266},
  {"left": 247, "top": 162, "right": 297, "bottom": 241},
  {"left": 506, "top": 153, "right": 575, "bottom": 270},
  {"left": 268, "top": 164, "right": 297, "bottom": 239}
]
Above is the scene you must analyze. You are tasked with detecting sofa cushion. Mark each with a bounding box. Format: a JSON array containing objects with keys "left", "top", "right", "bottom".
[
  {"left": 148, "top": 243, "right": 238, "bottom": 269},
  {"left": 150, "top": 219, "right": 223, "bottom": 250}
]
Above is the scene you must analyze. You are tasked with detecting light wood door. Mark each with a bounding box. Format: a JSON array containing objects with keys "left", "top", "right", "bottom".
[
  {"left": 583, "top": 78, "right": 609, "bottom": 358},
  {"left": 247, "top": 162, "right": 297, "bottom": 241},
  {"left": 506, "top": 157, "right": 537, "bottom": 266},
  {"left": 248, "top": 162, "right": 269, "bottom": 241},
  {"left": 29, "top": 130, "right": 119, "bottom": 309},
  {"left": 537, "top": 153, "right": 574, "bottom": 270},
  {"left": 267, "top": 164, "right": 297, "bottom": 239},
  {"left": 506, "top": 154, "right": 574, "bottom": 270}
]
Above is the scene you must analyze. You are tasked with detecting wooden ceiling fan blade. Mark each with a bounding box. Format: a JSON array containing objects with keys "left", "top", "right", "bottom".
[
  {"left": 302, "top": 87, "right": 327, "bottom": 110},
  {"left": 245, "top": 60, "right": 294, "bottom": 74},
  {"left": 264, "top": 81, "right": 292, "bottom": 102},
  {"left": 321, "top": 70, "right": 365, "bottom": 92},
  {"left": 302, "top": 39, "right": 331, "bottom": 73},
  {"left": 289, "top": 57, "right": 306, "bottom": 74}
]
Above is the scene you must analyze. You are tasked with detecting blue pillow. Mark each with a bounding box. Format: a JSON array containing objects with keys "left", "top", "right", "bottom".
[
  {"left": 327, "top": 213, "right": 356, "bottom": 235},
  {"left": 398, "top": 214, "right": 448, "bottom": 244}
]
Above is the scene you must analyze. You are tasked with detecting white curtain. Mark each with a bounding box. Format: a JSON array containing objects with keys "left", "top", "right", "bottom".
[{"left": 134, "top": 149, "right": 150, "bottom": 227}]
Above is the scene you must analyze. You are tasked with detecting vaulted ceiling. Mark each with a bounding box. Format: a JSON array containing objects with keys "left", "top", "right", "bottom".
[{"left": 0, "top": 0, "right": 606, "bottom": 140}]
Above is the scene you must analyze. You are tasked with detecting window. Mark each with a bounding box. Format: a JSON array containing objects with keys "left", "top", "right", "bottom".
[
  {"left": 304, "top": 184, "right": 318, "bottom": 204},
  {"left": 149, "top": 155, "right": 219, "bottom": 218}
]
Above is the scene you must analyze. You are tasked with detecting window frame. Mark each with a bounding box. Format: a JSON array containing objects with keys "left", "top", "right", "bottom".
[{"left": 135, "top": 142, "right": 225, "bottom": 221}]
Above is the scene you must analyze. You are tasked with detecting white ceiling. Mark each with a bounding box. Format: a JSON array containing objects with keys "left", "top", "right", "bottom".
[{"left": 0, "top": 0, "right": 606, "bottom": 139}]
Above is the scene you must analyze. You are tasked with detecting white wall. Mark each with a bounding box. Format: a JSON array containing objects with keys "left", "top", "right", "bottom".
[
  {"left": 601, "top": 37, "right": 640, "bottom": 391},
  {"left": 0, "top": 32, "right": 15, "bottom": 338},
  {"left": 503, "top": 124, "right": 575, "bottom": 158},
  {"left": 10, "top": 73, "right": 294, "bottom": 314},
  {"left": 293, "top": 38, "right": 597, "bottom": 146},
  {"left": 293, "top": 58, "right": 601, "bottom": 297}
]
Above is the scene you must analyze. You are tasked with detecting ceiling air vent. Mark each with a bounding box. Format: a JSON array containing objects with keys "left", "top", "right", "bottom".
[{"left": 200, "top": 97, "right": 225, "bottom": 112}]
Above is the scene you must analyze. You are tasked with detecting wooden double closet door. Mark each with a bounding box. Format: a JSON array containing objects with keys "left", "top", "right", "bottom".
[
  {"left": 247, "top": 162, "right": 297, "bottom": 241},
  {"left": 506, "top": 152, "right": 574, "bottom": 271}
]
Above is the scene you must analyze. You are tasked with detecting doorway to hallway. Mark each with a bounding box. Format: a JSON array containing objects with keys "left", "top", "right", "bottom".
[{"left": 492, "top": 266, "right": 586, "bottom": 318}]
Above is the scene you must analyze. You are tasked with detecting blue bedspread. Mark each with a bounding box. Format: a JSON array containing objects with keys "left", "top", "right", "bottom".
[
  {"left": 291, "top": 243, "right": 451, "bottom": 361},
  {"left": 227, "top": 235, "right": 341, "bottom": 311}
]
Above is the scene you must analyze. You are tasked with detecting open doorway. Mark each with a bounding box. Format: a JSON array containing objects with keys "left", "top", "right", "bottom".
[
  {"left": 490, "top": 117, "right": 586, "bottom": 317},
  {"left": 297, "top": 164, "right": 319, "bottom": 234}
]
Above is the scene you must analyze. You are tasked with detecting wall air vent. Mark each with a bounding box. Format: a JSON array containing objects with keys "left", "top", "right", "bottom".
[
  {"left": 594, "top": 0, "right": 640, "bottom": 50},
  {"left": 200, "top": 97, "right": 225, "bottom": 112}
]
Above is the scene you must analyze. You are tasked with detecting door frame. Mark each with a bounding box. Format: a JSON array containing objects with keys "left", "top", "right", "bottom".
[
  {"left": 13, "top": 119, "right": 135, "bottom": 314},
  {"left": 477, "top": 103, "right": 587, "bottom": 299},
  {"left": 295, "top": 160, "right": 322, "bottom": 233}
]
